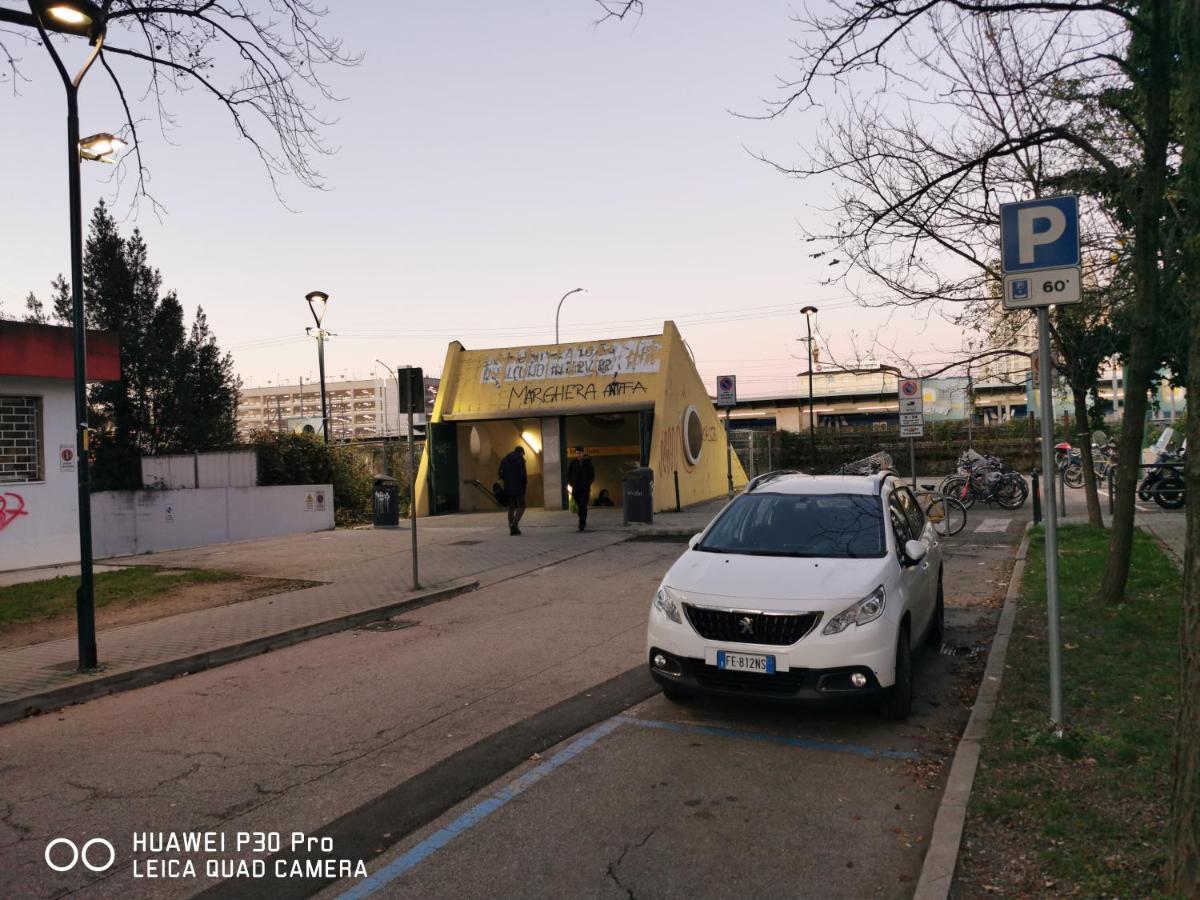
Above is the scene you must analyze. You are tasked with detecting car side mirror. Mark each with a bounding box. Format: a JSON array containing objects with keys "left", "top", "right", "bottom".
[
  {"left": 688, "top": 533, "right": 702, "bottom": 549},
  {"left": 904, "top": 540, "right": 928, "bottom": 565}
]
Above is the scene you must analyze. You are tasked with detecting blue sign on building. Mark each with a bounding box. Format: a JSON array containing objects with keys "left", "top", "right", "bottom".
[{"left": 1000, "top": 196, "right": 1080, "bottom": 273}]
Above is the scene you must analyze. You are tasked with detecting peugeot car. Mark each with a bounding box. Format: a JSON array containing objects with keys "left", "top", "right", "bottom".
[{"left": 646, "top": 471, "right": 943, "bottom": 719}]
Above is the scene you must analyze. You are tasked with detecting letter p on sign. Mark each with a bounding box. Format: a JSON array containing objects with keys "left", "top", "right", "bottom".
[
  {"left": 1000, "top": 195, "right": 1080, "bottom": 273},
  {"left": 1016, "top": 206, "right": 1066, "bottom": 264}
]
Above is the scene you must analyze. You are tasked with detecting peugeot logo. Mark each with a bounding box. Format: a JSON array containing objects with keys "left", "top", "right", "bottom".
[{"left": 738, "top": 616, "right": 754, "bottom": 635}]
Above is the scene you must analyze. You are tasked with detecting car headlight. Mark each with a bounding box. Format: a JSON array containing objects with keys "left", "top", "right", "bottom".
[
  {"left": 822, "top": 585, "right": 886, "bottom": 635},
  {"left": 653, "top": 586, "right": 683, "bottom": 624}
]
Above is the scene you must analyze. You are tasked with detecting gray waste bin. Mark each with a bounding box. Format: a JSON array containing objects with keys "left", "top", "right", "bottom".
[
  {"left": 623, "top": 467, "right": 654, "bottom": 525},
  {"left": 372, "top": 475, "right": 400, "bottom": 527}
]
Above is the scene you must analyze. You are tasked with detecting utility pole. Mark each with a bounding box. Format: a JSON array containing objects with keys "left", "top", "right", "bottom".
[{"left": 801, "top": 306, "right": 819, "bottom": 463}]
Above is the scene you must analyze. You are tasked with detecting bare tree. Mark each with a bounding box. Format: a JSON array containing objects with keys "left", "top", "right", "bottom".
[
  {"left": 0, "top": 1, "right": 359, "bottom": 209},
  {"left": 738, "top": 0, "right": 1172, "bottom": 601}
]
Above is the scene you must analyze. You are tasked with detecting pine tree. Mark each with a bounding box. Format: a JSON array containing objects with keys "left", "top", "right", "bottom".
[
  {"left": 71, "top": 201, "right": 240, "bottom": 486},
  {"left": 22, "top": 292, "right": 47, "bottom": 324},
  {"left": 50, "top": 275, "right": 71, "bottom": 325}
]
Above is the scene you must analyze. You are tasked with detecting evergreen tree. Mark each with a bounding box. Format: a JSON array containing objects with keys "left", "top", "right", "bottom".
[
  {"left": 22, "top": 292, "right": 47, "bottom": 324},
  {"left": 65, "top": 201, "right": 241, "bottom": 486},
  {"left": 50, "top": 275, "right": 71, "bottom": 325}
]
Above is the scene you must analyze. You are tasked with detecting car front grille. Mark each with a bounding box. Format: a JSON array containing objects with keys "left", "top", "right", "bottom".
[{"left": 683, "top": 605, "right": 820, "bottom": 646}]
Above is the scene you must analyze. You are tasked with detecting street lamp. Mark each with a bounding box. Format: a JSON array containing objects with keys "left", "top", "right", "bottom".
[
  {"left": 78, "top": 132, "right": 126, "bottom": 162},
  {"left": 554, "top": 288, "right": 585, "bottom": 344},
  {"left": 305, "top": 290, "right": 330, "bottom": 443},
  {"left": 800, "top": 306, "right": 819, "bottom": 461},
  {"left": 375, "top": 359, "right": 398, "bottom": 437},
  {"left": 15, "top": 0, "right": 121, "bottom": 671}
]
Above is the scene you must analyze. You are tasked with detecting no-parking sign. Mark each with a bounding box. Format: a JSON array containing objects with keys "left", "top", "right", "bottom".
[
  {"left": 898, "top": 378, "right": 923, "bottom": 414},
  {"left": 716, "top": 375, "right": 737, "bottom": 407}
]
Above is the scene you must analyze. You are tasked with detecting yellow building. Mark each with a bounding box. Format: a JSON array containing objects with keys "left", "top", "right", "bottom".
[{"left": 414, "top": 322, "right": 748, "bottom": 515}]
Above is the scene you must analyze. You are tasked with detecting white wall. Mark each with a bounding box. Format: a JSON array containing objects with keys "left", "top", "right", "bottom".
[
  {"left": 141, "top": 450, "right": 256, "bottom": 489},
  {"left": 89, "top": 485, "right": 334, "bottom": 559},
  {"left": 0, "top": 377, "right": 79, "bottom": 571}
]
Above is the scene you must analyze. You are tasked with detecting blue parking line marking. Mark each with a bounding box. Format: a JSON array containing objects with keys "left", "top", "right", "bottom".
[
  {"left": 336, "top": 717, "right": 622, "bottom": 900},
  {"left": 615, "top": 715, "right": 920, "bottom": 761}
]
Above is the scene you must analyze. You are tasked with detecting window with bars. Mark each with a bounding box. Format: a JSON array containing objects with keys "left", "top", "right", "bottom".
[{"left": 0, "top": 396, "right": 44, "bottom": 483}]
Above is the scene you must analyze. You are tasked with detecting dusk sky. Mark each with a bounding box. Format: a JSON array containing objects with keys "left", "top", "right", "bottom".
[{"left": 2, "top": 1, "right": 963, "bottom": 397}]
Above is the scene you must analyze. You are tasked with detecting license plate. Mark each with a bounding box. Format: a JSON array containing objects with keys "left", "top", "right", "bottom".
[{"left": 717, "top": 650, "right": 775, "bottom": 674}]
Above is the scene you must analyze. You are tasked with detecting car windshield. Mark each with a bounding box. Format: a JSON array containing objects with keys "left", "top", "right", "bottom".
[{"left": 696, "top": 492, "right": 885, "bottom": 558}]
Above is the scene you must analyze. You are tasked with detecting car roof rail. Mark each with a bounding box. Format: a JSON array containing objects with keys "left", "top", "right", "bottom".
[{"left": 745, "top": 469, "right": 804, "bottom": 493}]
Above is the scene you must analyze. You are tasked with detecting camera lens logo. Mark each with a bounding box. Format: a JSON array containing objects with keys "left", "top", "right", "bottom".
[{"left": 44, "top": 838, "right": 115, "bottom": 873}]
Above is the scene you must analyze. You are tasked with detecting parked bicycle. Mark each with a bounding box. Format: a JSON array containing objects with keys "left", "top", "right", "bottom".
[
  {"left": 914, "top": 483, "right": 968, "bottom": 536},
  {"left": 939, "top": 449, "right": 1028, "bottom": 510},
  {"left": 1061, "top": 433, "right": 1117, "bottom": 489}
]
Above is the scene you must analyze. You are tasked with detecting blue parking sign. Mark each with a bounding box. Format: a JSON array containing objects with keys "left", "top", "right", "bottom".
[{"left": 1000, "top": 196, "right": 1080, "bottom": 272}]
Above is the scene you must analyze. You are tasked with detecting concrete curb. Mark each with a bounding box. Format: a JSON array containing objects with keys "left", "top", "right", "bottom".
[
  {"left": 913, "top": 522, "right": 1034, "bottom": 900},
  {"left": 0, "top": 579, "right": 480, "bottom": 727}
]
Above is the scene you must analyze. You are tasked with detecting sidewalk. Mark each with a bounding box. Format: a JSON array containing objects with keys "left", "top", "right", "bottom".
[{"left": 0, "top": 500, "right": 727, "bottom": 724}]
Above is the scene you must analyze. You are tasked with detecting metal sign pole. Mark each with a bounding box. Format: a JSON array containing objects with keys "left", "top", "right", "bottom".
[
  {"left": 408, "top": 405, "right": 419, "bottom": 590},
  {"left": 1037, "top": 308, "right": 1064, "bottom": 730},
  {"left": 909, "top": 438, "right": 916, "bottom": 488},
  {"left": 725, "top": 408, "right": 733, "bottom": 498}
]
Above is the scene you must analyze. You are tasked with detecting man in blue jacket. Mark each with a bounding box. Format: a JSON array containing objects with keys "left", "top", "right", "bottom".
[{"left": 498, "top": 446, "right": 527, "bottom": 535}]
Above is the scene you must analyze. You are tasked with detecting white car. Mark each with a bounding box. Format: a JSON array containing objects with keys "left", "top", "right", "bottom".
[{"left": 646, "top": 471, "right": 943, "bottom": 719}]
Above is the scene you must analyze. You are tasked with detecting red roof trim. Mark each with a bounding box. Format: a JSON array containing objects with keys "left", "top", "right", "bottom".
[{"left": 0, "top": 322, "right": 121, "bottom": 382}]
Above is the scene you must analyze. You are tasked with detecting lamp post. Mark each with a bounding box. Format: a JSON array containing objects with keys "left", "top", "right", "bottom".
[
  {"left": 374, "top": 359, "right": 397, "bottom": 437},
  {"left": 305, "top": 291, "right": 330, "bottom": 443},
  {"left": 554, "top": 288, "right": 585, "bottom": 344},
  {"left": 800, "top": 306, "right": 818, "bottom": 462},
  {"left": 15, "top": 0, "right": 123, "bottom": 671}
]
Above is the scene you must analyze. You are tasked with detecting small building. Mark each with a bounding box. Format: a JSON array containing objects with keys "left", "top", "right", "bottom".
[
  {"left": 0, "top": 322, "right": 121, "bottom": 571},
  {"left": 414, "top": 322, "right": 748, "bottom": 515}
]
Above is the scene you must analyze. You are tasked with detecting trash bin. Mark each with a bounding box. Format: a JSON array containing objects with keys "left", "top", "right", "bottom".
[
  {"left": 372, "top": 475, "right": 400, "bottom": 528},
  {"left": 623, "top": 467, "right": 654, "bottom": 525}
]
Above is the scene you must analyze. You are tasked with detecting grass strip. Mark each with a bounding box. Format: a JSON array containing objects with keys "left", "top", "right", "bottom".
[
  {"left": 0, "top": 566, "right": 240, "bottom": 630},
  {"left": 960, "top": 524, "right": 1180, "bottom": 897}
]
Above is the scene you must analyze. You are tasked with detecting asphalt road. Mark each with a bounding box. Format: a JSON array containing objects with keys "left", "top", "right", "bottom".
[
  {"left": 0, "top": 510, "right": 1027, "bottom": 900},
  {"left": 315, "top": 516, "right": 1026, "bottom": 900}
]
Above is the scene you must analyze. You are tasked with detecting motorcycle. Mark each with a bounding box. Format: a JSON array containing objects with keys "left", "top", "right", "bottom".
[{"left": 1139, "top": 444, "right": 1187, "bottom": 510}]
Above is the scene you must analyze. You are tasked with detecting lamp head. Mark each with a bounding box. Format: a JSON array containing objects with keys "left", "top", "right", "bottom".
[
  {"left": 305, "top": 291, "right": 329, "bottom": 326},
  {"left": 78, "top": 133, "right": 126, "bottom": 163},
  {"left": 34, "top": 1, "right": 105, "bottom": 37},
  {"left": 800, "top": 305, "right": 818, "bottom": 315}
]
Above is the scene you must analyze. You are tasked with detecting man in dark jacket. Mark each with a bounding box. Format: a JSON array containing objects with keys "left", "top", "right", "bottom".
[
  {"left": 498, "top": 446, "right": 527, "bottom": 535},
  {"left": 566, "top": 446, "right": 595, "bottom": 532}
]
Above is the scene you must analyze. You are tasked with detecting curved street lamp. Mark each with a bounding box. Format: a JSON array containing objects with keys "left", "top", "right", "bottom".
[
  {"left": 14, "top": 0, "right": 123, "bottom": 671},
  {"left": 555, "top": 287, "right": 586, "bottom": 344},
  {"left": 305, "top": 291, "right": 331, "bottom": 443}
]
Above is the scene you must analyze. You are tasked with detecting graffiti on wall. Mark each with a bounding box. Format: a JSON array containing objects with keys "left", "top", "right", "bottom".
[
  {"left": 0, "top": 492, "right": 28, "bottom": 533},
  {"left": 481, "top": 339, "right": 661, "bottom": 387},
  {"left": 506, "top": 380, "right": 648, "bottom": 409}
]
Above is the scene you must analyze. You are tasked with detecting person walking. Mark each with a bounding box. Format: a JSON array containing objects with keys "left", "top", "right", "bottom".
[
  {"left": 567, "top": 446, "right": 595, "bottom": 532},
  {"left": 499, "top": 446, "right": 528, "bottom": 535}
]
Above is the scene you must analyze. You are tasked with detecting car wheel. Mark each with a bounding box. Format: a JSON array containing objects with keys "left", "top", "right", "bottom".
[
  {"left": 925, "top": 574, "right": 945, "bottom": 647},
  {"left": 881, "top": 625, "right": 913, "bottom": 721}
]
